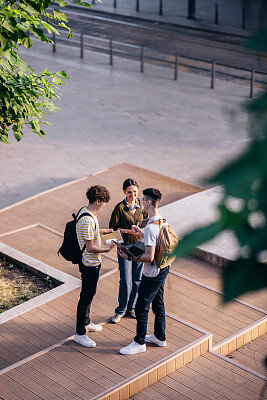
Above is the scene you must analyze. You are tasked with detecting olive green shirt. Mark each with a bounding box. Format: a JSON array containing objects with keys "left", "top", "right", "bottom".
[{"left": 109, "top": 199, "right": 148, "bottom": 244}]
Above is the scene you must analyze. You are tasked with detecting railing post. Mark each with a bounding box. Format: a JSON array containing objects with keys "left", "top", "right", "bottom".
[
  {"left": 215, "top": 3, "right": 219, "bottom": 25},
  {"left": 187, "top": 0, "right": 196, "bottom": 19},
  {"left": 52, "top": 31, "right": 56, "bottom": 53},
  {"left": 109, "top": 40, "right": 113, "bottom": 66},
  {"left": 159, "top": 0, "right": 163, "bottom": 16},
  {"left": 211, "top": 60, "right": 215, "bottom": 89},
  {"left": 136, "top": 0, "right": 139, "bottom": 12},
  {"left": 80, "top": 32, "right": 83, "bottom": 58},
  {"left": 242, "top": 7, "right": 246, "bottom": 30},
  {"left": 250, "top": 69, "right": 255, "bottom": 98},
  {"left": 140, "top": 45, "right": 144, "bottom": 73},
  {"left": 113, "top": 0, "right": 117, "bottom": 8},
  {"left": 174, "top": 53, "right": 179, "bottom": 81}
]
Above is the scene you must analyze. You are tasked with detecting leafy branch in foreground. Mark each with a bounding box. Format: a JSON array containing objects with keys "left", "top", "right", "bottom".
[
  {"left": 174, "top": 30, "right": 267, "bottom": 303},
  {"left": 0, "top": 0, "right": 96, "bottom": 143}
]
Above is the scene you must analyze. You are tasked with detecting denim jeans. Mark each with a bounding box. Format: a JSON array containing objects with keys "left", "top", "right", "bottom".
[
  {"left": 76, "top": 263, "right": 101, "bottom": 335},
  {"left": 115, "top": 244, "right": 143, "bottom": 315},
  {"left": 134, "top": 266, "right": 170, "bottom": 345}
]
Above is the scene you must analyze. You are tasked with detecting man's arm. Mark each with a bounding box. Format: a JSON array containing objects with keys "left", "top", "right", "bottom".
[
  {"left": 85, "top": 239, "right": 114, "bottom": 254},
  {"left": 99, "top": 228, "right": 113, "bottom": 234},
  {"left": 118, "top": 245, "right": 155, "bottom": 263}
]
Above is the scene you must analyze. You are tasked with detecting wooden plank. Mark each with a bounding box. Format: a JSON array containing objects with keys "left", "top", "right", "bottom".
[
  {"left": 56, "top": 343, "right": 123, "bottom": 384},
  {"left": 25, "top": 357, "right": 93, "bottom": 400},
  {"left": 169, "top": 368, "right": 230, "bottom": 400},
  {"left": 202, "top": 353, "right": 264, "bottom": 391},
  {"left": 0, "top": 324, "right": 36, "bottom": 358},
  {"left": 166, "top": 273, "right": 264, "bottom": 322},
  {"left": 187, "top": 355, "right": 261, "bottom": 399},
  {"left": 0, "top": 371, "right": 47, "bottom": 400},
  {"left": 0, "top": 343, "right": 21, "bottom": 365},
  {"left": 17, "top": 362, "right": 89, "bottom": 400},
  {"left": 49, "top": 346, "right": 119, "bottom": 387},
  {"left": 135, "top": 380, "right": 193, "bottom": 400},
  {"left": 227, "top": 346, "right": 267, "bottom": 376},
  {"left": 0, "top": 382, "right": 23, "bottom": 400},
  {"left": 28, "top": 307, "right": 74, "bottom": 336},
  {"left": 155, "top": 373, "right": 208, "bottom": 400},
  {"left": 22, "top": 353, "right": 105, "bottom": 396}
]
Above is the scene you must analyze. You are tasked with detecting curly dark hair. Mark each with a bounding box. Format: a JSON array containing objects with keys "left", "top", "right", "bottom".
[{"left": 86, "top": 185, "right": 111, "bottom": 204}]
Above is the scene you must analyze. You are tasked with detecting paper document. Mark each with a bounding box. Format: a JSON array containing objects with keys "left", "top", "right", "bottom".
[{"left": 102, "top": 230, "right": 123, "bottom": 245}]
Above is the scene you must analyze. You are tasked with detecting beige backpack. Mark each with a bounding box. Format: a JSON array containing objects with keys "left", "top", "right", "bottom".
[{"left": 149, "top": 218, "right": 179, "bottom": 268}]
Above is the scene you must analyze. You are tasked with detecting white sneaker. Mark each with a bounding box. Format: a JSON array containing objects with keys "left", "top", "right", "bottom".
[
  {"left": 86, "top": 322, "right": 102, "bottom": 332},
  {"left": 120, "top": 341, "right": 146, "bottom": 355},
  {"left": 111, "top": 313, "right": 122, "bottom": 323},
  {"left": 145, "top": 334, "right": 166, "bottom": 347},
  {"left": 74, "top": 334, "right": 96, "bottom": 348}
]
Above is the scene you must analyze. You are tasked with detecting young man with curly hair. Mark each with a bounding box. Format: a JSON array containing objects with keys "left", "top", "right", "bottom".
[{"left": 74, "top": 185, "right": 114, "bottom": 348}]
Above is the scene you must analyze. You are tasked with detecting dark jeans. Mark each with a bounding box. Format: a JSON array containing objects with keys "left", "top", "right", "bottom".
[
  {"left": 76, "top": 263, "right": 101, "bottom": 336},
  {"left": 134, "top": 266, "right": 170, "bottom": 345}
]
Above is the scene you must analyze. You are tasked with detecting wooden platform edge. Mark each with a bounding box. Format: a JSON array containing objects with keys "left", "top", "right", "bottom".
[
  {"left": 91, "top": 333, "right": 213, "bottom": 400},
  {"left": 210, "top": 350, "right": 267, "bottom": 381},
  {"left": 193, "top": 247, "right": 231, "bottom": 268},
  {"left": 212, "top": 316, "right": 267, "bottom": 356}
]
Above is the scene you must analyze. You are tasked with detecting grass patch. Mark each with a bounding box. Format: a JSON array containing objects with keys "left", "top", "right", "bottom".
[{"left": 0, "top": 258, "right": 57, "bottom": 314}]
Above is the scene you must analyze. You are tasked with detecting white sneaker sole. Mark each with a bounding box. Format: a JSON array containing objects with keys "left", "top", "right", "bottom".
[{"left": 74, "top": 338, "right": 96, "bottom": 348}]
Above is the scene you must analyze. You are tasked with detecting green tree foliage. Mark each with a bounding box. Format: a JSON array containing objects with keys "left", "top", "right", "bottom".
[
  {"left": 0, "top": 0, "right": 93, "bottom": 143},
  {"left": 174, "top": 31, "right": 267, "bottom": 303}
]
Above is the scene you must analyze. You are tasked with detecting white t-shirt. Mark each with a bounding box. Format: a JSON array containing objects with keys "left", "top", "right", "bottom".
[{"left": 142, "top": 215, "right": 163, "bottom": 277}]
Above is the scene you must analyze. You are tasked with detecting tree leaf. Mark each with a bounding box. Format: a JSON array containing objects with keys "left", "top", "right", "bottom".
[
  {"left": 53, "top": 9, "right": 68, "bottom": 22},
  {"left": 55, "top": 0, "right": 67, "bottom": 7},
  {"left": 174, "top": 222, "right": 222, "bottom": 259},
  {"left": 223, "top": 259, "right": 267, "bottom": 302},
  {"left": 71, "top": 0, "right": 92, "bottom": 8},
  {"left": 56, "top": 70, "right": 68, "bottom": 79}
]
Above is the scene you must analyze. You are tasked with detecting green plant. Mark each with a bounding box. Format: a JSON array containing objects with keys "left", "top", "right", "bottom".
[
  {"left": 44, "top": 275, "right": 53, "bottom": 288},
  {"left": 0, "top": 0, "right": 97, "bottom": 143}
]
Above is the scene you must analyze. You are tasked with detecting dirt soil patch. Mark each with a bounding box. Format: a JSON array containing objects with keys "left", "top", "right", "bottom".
[{"left": 0, "top": 258, "right": 57, "bottom": 313}]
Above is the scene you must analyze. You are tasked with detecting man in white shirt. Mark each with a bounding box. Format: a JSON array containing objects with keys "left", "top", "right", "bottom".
[{"left": 118, "top": 188, "right": 170, "bottom": 355}]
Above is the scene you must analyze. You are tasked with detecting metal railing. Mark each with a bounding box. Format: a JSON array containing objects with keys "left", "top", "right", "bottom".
[{"left": 49, "top": 29, "right": 266, "bottom": 98}]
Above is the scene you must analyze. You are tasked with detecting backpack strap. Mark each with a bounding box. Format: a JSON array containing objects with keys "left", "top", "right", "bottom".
[
  {"left": 148, "top": 218, "right": 167, "bottom": 227},
  {"left": 75, "top": 210, "right": 97, "bottom": 254}
]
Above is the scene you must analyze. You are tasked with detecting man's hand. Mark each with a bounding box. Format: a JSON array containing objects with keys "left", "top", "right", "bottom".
[
  {"left": 118, "top": 249, "right": 128, "bottom": 259},
  {"left": 100, "top": 228, "right": 113, "bottom": 234},
  {"left": 131, "top": 225, "right": 143, "bottom": 237},
  {"left": 104, "top": 242, "right": 115, "bottom": 252}
]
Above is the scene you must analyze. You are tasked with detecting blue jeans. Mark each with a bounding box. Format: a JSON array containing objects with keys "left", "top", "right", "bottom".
[
  {"left": 115, "top": 244, "right": 143, "bottom": 315},
  {"left": 134, "top": 266, "right": 170, "bottom": 345}
]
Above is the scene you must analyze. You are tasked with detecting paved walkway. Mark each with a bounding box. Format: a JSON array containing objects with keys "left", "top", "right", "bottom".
[
  {"left": 73, "top": 0, "right": 266, "bottom": 34},
  {"left": 0, "top": 35, "right": 252, "bottom": 209}
]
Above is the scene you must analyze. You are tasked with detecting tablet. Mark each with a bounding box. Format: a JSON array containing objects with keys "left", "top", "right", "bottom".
[{"left": 113, "top": 241, "right": 145, "bottom": 259}]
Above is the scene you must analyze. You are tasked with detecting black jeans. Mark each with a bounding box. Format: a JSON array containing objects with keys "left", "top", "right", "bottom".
[
  {"left": 134, "top": 266, "right": 170, "bottom": 345},
  {"left": 76, "top": 263, "right": 101, "bottom": 336}
]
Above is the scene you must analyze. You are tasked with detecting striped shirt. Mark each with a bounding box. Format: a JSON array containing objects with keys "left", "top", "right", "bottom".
[{"left": 76, "top": 207, "right": 101, "bottom": 266}]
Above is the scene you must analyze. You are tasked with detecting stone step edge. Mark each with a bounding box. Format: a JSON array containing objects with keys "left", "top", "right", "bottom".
[
  {"left": 93, "top": 333, "right": 212, "bottom": 400},
  {"left": 212, "top": 316, "right": 267, "bottom": 357}
]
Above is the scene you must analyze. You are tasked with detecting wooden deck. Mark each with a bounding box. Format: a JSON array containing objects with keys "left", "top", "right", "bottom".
[{"left": 0, "top": 164, "right": 266, "bottom": 400}]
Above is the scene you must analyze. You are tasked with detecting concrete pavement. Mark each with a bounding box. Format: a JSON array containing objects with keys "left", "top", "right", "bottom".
[
  {"left": 0, "top": 37, "right": 252, "bottom": 210},
  {"left": 75, "top": 0, "right": 266, "bottom": 34}
]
